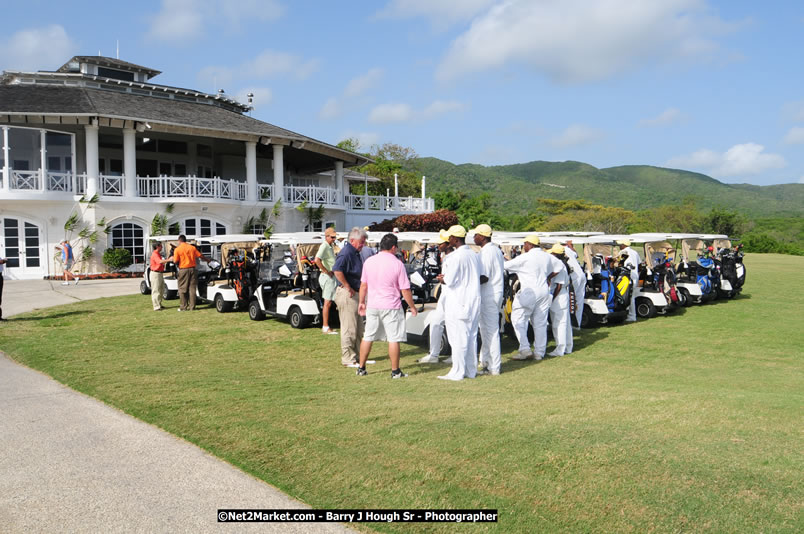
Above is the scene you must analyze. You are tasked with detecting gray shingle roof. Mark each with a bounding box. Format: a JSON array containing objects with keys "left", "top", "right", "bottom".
[{"left": 0, "top": 85, "right": 369, "bottom": 166}]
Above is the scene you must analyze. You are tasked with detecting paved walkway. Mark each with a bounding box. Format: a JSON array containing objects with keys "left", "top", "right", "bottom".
[{"left": 0, "top": 279, "right": 354, "bottom": 533}]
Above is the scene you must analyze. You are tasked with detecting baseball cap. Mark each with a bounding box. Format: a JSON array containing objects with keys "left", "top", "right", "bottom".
[
  {"left": 473, "top": 224, "right": 492, "bottom": 237},
  {"left": 524, "top": 234, "right": 540, "bottom": 246},
  {"left": 446, "top": 225, "right": 466, "bottom": 238}
]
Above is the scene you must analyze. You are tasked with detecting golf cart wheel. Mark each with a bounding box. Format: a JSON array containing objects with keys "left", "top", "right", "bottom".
[
  {"left": 160, "top": 284, "right": 173, "bottom": 300},
  {"left": 718, "top": 289, "right": 734, "bottom": 299},
  {"left": 288, "top": 306, "right": 310, "bottom": 328},
  {"left": 674, "top": 290, "right": 687, "bottom": 308},
  {"left": 636, "top": 297, "right": 656, "bottom": 319},
  {"left": 140, "top": 280, "right": 151, "bottom": 295},
  {"left": 215, "top": 293, "right": 233, "bottom": 313},
  {"left": 678, "top": 288, "right": 693, "bottom": 307},
  {"left": 580, "top": 305, "right": 594, "bottom": 328},
  {"left": 248, "top": 299, "right": 265, "bottom": 321}
]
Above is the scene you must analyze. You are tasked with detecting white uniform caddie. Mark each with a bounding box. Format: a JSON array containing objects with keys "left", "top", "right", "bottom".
[
  {"left": 618, "top": 241, "right": 641, "bottom": 322},
  {"left": 565, "top": 246, "right": 587, "bottom": 328},
  {"left": 504, "top": 237, "right": 560, "bottom": 359},
  {"left": 547, "top": 247, "right": 572, "bottom": 356},
  {"left": 477, "top": 234, "right": 504, "bottom": 374},
  {"left": 438, "top": 229, "right": 482, "bottom": 381}
]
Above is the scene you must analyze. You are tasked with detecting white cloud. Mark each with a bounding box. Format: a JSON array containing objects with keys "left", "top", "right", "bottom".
[
  {"left": 784, "top": 126, "right": 804, "bottom": 145},
  {"left": 339, "top": 131, "right": 381, "bottom": 149},
  {"left": 375, "top": 0, "right": 496, "bottom": 30},
  {"left": 319, "top": 68, "right": 385, "bottom": 120},
  {"left": 639, "top": 108, "right": 682, "bottom": 127},
  {"left": 437, "top": 0, "right": 737, "bottom": 83},
  {"left": 198, "top": 49, "right": 319, "bottom": 93},
  {"left": 235, "top": 88, "right": 273, "bottom": 109},
  {"left": 147, "top": 0, "right": 204, "bottom": 42},
  {"left": 147, "top": 0, "right": 284, "bottom": 43},
  {"left": 367, "top": 100, "right": 465, "bottom": 123},
  {"left": 344, "top": 68, "right": 384, "bottom": 98},
  {"left": 245, "top": 50, "right": 319, "bottom": 80},
  {"left": 782, "top": 100, "right": 804, "bottom": 122},
  {"left": 421, "top": 100, "right": 465, "bottom": 117},
  {"left": 0, "top": 25, "right": 77, "bottom": 71},
  {"left": 666, "top": 142, "right": 786, "bottom": 178},
  {"left": 551, "top": 124, "right": 604, "bottom": 148},
  {"left": 319, "top": 97, "right": 342, "bottom": 120},
  {"left": 369, "top": 103, "right": 414, "bottom": 123}
]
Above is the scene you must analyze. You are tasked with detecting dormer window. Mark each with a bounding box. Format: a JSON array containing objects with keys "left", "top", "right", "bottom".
[{"left": 97, "top": 67, "right": 135, "bottom": 82}]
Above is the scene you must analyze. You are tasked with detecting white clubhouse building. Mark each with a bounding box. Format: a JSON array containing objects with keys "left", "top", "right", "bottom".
[{"left": 0, "top": 56, "right": 434, "bottom": 279}]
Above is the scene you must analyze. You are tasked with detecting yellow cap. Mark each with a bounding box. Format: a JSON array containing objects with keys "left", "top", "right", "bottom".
[
  {"left": 548, "top": 244, "right": 565, "bottom": 254},
  {"left": 325, "top": 227, "right": 337, "bottom": 237},
  {"left": 446, "top": 225, "right": 466, "bottom": 238},
  {"left": 616, "top": 239, "right": 631, "bottom": 246},
  {"left": 438, "top": 229, "right": 450, "bottom": 243},
  {"left": 473, "top": 224, "right": 492, "bottom": 237},
  {"left": 524, "top": 234, "right": 540, "bottom": 246}
]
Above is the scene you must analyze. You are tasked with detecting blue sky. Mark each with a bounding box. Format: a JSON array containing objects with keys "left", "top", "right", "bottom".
[{"left": 2, "top": 0, "right": 803, "bottom": 186}]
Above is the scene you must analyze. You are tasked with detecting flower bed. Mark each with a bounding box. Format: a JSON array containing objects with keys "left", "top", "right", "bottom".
[{"left": 44, "top": 272, "right": 142, "bottom": 281}]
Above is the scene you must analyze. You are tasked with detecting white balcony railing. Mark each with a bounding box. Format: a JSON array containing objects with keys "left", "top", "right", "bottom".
[
  {"left": 10, "top": 170, "right": 40, "bottom": 190},
  {"left": 345, "top": 194, "right": 434, "bottom": 213},
  {"left": 47, "top": 172, "right": 73, "bottom": 192},
  {"left": 136, "top": 176, "right": 248, "bottom": 201},
  {"left": 258, "top": 184, "right": 274, "bottom": 201},
  {"left": 283, "top": 184, "right": 340, "bottom": 205},
  {"left": 100, "top": 175, "right": 124, "bottom": 196}
]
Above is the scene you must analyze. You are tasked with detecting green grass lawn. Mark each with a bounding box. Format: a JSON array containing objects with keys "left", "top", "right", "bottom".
[{"left": 2, "top": 254, "right": 802, "bottom": 533}]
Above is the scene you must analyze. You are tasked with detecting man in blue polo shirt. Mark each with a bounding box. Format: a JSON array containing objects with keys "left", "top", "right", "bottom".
[{"left": 333, "top": 227, "right": 367, "bottom": 366}]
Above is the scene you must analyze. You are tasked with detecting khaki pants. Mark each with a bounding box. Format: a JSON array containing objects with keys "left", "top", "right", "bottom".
[
  {"left": 334, "top": 286, "right": 363, "bottom": 365},
  {"left": 177, "top": 268, "right": 197, "bottom": 311},
  {"left": 149, "top": 270, "right": 164, "bottom": 310}
]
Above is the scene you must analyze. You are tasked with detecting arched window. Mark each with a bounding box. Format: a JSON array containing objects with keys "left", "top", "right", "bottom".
[{"left": 109, "top": 222, "right": 145, "bottom": 264}]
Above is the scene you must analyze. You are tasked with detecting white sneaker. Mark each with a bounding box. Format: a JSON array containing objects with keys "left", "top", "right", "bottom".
[
  {"left": 512, "top": 349, "right": 533, "bottom": 361},
  {"left": 437, "top": 375, "right": 463, "bottom": 381},
  {"left": 74, "top": 278, "right": 80, "bottom": 285},
  {"left": 443, "top": 357, "right": 453, "bottom": 364},
  {"left": 61, "top": 282, "right": 69, "bottom": 286},
  {"left": 547, "top": 350, "right": 563, "bottom": 357},
  {"left": 417, "top": 355, "right": 440, "bottom": 364}
]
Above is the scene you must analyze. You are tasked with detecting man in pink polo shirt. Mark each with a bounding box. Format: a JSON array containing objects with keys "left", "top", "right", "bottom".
[{"left": 356, "top": 233, "right": 417, "bottom": 378}]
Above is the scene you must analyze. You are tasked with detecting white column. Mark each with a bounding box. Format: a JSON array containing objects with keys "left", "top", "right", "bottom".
[
  {"left": 272, "top": 144, "right": 284, "bottom": 202},
  {"left": 421, "top": 175, "right": 426, "bottom": 199},
  {"left": 335, "top": 160, "right": 344, "bottom": 205},
  {"left": 394, "top": 173, "right": 398, "bottom": 198},
  {"left": 85, "top": 123, "right": 99, "bottom": 198},
  {"left": 40, "top": 129, "right": 47, "bottom": 191},
  {"left": 123, "top": 128, "right": 137, "bottom": 198},
  {"left": 2, "top": 127, "right": 9, "bottom": 191},
  {"left": 246, "top": 140, "right": 257, "bottom": 202}
]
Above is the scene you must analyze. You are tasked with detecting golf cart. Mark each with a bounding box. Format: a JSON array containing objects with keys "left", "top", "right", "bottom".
[
  {"left": 623, "top": 235, "right": 675, "bottom": 318},
  {"left": 678, "top": 237, "right": 721, "bottom": 302},
  {"left": 200, "top": 235, "right": 265, "bottom": 312},
  {"left": 247, "top": 234, "right": 333, "bottom": 328},
  {"left": 579, "top": 237, "right": 631, "bottom": 326},
  {"left": 700, "top": 234, "right": 745, "bottom": 298}
]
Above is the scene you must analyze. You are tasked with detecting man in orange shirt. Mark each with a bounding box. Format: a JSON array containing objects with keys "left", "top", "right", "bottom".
[
  {"left": 166, "top": 235, "right": 212, "bottom": 311},
  {"left": 149, "top": 242, "right": 168, "bottom": 311}
]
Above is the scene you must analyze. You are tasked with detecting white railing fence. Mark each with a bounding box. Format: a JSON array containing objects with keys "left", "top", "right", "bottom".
[
  {"left": 283, "top": 184, "right": 340, "bottom": 205},
  {"left": 345, "top": 194, "right": 434, "bottom": 213},
  {"left": 136, "top": 176, "right": 248, "bottom": 200},
  {"left": 10, "top": 170, "right": 40, "bottom": 190}
]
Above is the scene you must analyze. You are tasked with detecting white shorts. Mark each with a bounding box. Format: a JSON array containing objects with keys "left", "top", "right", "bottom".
[{"left": 363, "top": 307, "right": 407, "bottom": 343}]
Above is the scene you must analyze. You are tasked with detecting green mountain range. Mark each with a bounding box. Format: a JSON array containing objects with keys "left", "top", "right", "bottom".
[{"left": 415, "top": 158, "right": 804, "bottom": 217}]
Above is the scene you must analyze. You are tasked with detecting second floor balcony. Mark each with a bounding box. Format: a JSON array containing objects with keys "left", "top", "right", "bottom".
[{"left": 1, "top": 170, "right": 435, "bottom": 214}]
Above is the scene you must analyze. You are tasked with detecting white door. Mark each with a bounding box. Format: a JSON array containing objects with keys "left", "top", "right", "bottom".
[{"left": 2, "top": 218, "right": 46, "bottom": 279}]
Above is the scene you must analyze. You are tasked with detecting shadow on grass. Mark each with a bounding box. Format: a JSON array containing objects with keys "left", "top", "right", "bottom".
[{"left": 10, "top": 310, "right": 95, "bottom": 322}]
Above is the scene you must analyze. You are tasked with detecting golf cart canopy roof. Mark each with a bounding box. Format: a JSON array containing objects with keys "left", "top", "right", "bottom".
[{"left": 201, "top": 234, "right": 264, "bottom": 245}]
